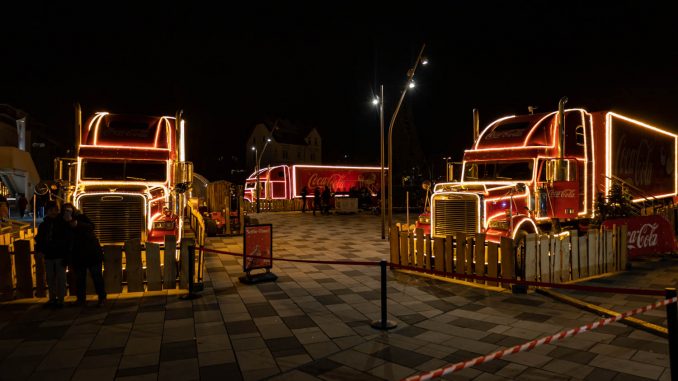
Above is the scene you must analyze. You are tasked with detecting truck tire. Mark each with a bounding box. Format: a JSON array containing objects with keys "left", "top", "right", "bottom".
[{"left": 206, "top": 220, "right": 218, "bottom": 237}]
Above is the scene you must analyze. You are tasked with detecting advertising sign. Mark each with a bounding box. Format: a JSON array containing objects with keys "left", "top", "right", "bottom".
[
  {"left": 295, "top": 167, "right": 380, "bottom": 195},
  {"left": 611, "top": 116, "right": 676, "bottom": 197},
  {"left": 602, "top": 215, "right": 676, "bottom": 257},
  {"left": 243, "top": 224, "right": 273, "bottom": 272}
]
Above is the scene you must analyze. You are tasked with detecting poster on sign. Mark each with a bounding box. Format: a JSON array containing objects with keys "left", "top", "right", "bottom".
[
  {"left": 243, "top": 224, "right": 273, "bottom": 272},
  {"left": 602, "top": 215, "right": 676, "bottom": 257}
]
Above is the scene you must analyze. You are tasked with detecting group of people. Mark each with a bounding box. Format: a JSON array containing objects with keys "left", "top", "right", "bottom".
[
  {"left": 35, "top": 201, "right": 106, "bottom": 308},
  {"left": 300, "top": 186, "right": 333, "bottom": 215}
]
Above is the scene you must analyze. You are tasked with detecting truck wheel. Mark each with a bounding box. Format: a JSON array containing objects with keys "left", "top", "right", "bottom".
[{"left": 206, "top": 220, "right": 218, "bottom": 237}]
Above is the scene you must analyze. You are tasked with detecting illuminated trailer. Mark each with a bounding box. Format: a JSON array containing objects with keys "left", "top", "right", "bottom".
[
  {"left": 56, "top": 107, "right": 193, "bottom": 244},
  {"left": 244, "top": 164, "right": 383, "bottom": 202},
  {"left": 427, "top": 100, "right": 677, "bottom": 246}
]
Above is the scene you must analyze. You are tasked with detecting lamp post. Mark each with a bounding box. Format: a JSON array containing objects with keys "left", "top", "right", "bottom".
[
  {"left": 252, "top": 137, "right": 272, "bottom": 213},
  {"left": 373, "top": 85, "right": 386, "bottom": 239},
  {"left": 387, "top": 43, "right": 427, "bottom": 231}
]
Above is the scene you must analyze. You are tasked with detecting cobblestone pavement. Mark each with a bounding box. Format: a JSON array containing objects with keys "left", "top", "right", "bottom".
[{"left": 0, "top": 212, "right": 673, "bottom": 381}]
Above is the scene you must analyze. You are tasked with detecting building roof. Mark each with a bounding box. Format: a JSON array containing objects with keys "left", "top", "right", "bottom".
[{"left": 259, "top": 120, "right": 318, "bottom": 146}]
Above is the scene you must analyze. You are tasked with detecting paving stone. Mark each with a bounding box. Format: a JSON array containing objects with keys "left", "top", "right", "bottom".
[
  {"left": 372, "top": 346, "right": 433, "bottom": 368},
  {"left": 160, "top": 340, "right": 198, "bottom": 362},
  {"left": 158, "top": 358, "right": 199, "bottom": 381},
  {"left": 199, "top": 362, "right": 242, "bottom": 381}
]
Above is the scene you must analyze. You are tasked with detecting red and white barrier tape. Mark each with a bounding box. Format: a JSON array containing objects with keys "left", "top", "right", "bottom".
[{"left": 403, "top": 296, "right": 678, "bottom": 381}]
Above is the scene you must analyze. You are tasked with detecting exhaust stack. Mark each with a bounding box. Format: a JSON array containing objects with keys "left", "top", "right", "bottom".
[
  {"left": 74, "top": 102, "right": 82, "bottom": 154},
  {"left": 558, "top": 97, "right": 568, "bottom": 159},
  {"left": 473, "top": 108, "right": 479, "bottom": 143}
]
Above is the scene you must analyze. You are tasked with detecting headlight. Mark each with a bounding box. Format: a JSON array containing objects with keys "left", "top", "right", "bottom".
[
  {"left": 418, "top": 215, "right": 430, "bottom": 224},
  {"left": 153, "top": 221, "right": 175, "bottom": 230}
]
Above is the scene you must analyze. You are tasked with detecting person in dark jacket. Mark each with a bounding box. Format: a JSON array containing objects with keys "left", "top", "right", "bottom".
[
  {"left": 35, "top": 201, "right": 68, "bottom": 308},
  {"left": 313, "top": 187, "right": 321, "bottom": 216},
  {"left": 300, "top": 186, "right": 308, "bottom": 213},
  {"left": 62, "top": 203, "right": 106, "bottom": 306},
  {"left": 322, "top": 186, "right": 331, "bottom": 215}
]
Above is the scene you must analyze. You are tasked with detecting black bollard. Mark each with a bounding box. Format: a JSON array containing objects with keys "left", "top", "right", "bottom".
[
  {"left": 371, "top": 260, "right": 397, "bottom": 330},
  {"left": 667, "top": 288, "right": 678, "bottom": 381},
  {"left": 180, "top": 245, "right": 202, "bottom": 300}
]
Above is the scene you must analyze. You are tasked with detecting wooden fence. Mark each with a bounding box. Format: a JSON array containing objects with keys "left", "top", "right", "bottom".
[
  {"left": 389, "top": 224, "right": 627, "bottom": 288},
  {"left": 244, "top": 199, "right": 305, "bottom": 213},
  {"left": 0, "top": 235, "right": 197, "bottom": 301}
]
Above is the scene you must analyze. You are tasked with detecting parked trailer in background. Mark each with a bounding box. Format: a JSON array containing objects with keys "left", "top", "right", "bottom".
[
  {"left": 426, "top": 100, "right": 678, "bottom": 250},
  {"left": 244, "top": 164, "right": 383, "bottom": 202}
]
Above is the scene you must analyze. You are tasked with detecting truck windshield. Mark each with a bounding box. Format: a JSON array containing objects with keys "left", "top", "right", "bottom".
[
  {"left": 82, "top": 160, "right": 166, "bottom": 182},
  {"left": 464, "top": 160, "right": 534, "bottom": 181}
]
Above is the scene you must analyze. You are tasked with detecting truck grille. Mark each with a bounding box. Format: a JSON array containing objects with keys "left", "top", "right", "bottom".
[
  {"left": 79, "top": 194, "right": 145, "bottom": 244},
  {"left": 432, "top": 194, "right": 479, "bottom": 237}
]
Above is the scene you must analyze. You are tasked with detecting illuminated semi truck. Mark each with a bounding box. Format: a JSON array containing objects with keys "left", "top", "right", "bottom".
[
  {"left": 427, "top": 99, "right": 677, "bottom": 246},
  {"left": 56, "top": 106, "right": 192, "bottom": 244},
  {"left": 244, "top": 164, "right": 383, "bottom": 202}
]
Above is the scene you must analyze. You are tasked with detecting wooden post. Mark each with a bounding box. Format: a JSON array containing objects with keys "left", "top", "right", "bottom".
[
  {"left": 424, "top": 234, "right": 433, "bottom": 271},
  {"left": 500, "top": 236, "right": 515, "bottom": 288},
  {"left": 103, "top": 245, "right": 123, "bottom": 294},
  {"left": 433, "top": 237, "right": 445, "bottom": 273},
  {"left": 407, "top": 226, "right": 415, "bottom": 266},
  {"left": 486, "top": 242, "right": 499, "bottom": 286},
  {"left": 14, "top": 240, "right": 33, "bottom": 298},
  {"left": 588, "top": 230, "right": 598, "bottom": 276},
  {"left": 444, "top": 235, "right": 453, "bottom": 275},
  {"left": 146, "top": 242, "right": 163, "bottom": 291},
  {"left": 474, "top": 234, "right": 486, "bottom": 284},
  {"left": 179, "top": 239, "right": 193, "bottom": 289},
  {"left": 455, "top": 233, "right": 466, "bottom": 279},
  {"left": 399, "top": 228, "right": 409, "bottom": 266},
  {"left": 579, "top": 234, "right": 588, "bottom": 278},
  {"left": 163, "top": 235, "right": 177, "bottom": 289},
  {"left": 0, "top": 245, "right": 12, "bottom": 299},
  {"left": 389, "top": 227, "right": 400, "bottom": 266},
  {"left": 524, "top": 234, "right": 537, "bottom": 282},
  {"left": 465, "top": 236, "right": 474, "bottom": 275},
  {"left": 125, "top": 239, "right": 144, "bottom": 292},
  {"left": 620, "top": 225, "right": 628, "bottom": 271},
  {"left": 415, "top": 228, "right": 424, "bottom": 269},
  {"left": 570, "top": 230, "right": 580, "bottom": 280}
]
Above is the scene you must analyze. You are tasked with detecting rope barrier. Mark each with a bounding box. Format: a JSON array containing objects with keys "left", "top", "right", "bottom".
[
  {"left": 200, "top": 247, "right": 381, "bottom": 267},
  {"left": 403, "top": 296, "right": 678, "bottom": 381},
  {"left": 200, "top": 246, "right": 664, "bottom": 296},
  {"left": 390, "top": 263, "right": 666, "bottom": 296}
]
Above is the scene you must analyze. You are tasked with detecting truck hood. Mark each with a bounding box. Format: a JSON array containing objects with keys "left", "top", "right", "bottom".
[{"left": 434, "top": 181, "right": 524, "bottom": 197}]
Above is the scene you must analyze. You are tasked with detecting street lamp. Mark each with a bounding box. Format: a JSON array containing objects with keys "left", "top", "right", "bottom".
[
  {"left": 253, "top": 137, "right": 272, "bottom": 214},
  {"left": 373, "top": 85, "right": 385, "bottom": 239},
  {"left": 387, "top": 43, "right": 427, "bottom": 231}
]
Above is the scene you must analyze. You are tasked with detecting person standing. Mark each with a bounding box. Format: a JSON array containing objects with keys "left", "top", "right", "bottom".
[
  {"left": 313, "top": 187, "right": 321, "bottom": 216},
  {"left": 300, "top": 186, "right": 308, "bottom": 213},
  {"left": 35, "top": 201, "right": 68, "bottom": 308},
  {"left": 322, "top": 186, "right": 331, "bottom": 215},
  {"left": 18, "top": 194, "right": 28, "bottom": 218},
  {"left": 63, "top": 203, "right": 107, "bottom": 306}
]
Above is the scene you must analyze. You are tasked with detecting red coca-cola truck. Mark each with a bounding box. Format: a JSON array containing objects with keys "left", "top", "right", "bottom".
[
  {"left": 427, "top": 99, "right": 678, "bottom": 252},
  {"left": 244, "top": 165, "right": 382, "bottom": 202}
]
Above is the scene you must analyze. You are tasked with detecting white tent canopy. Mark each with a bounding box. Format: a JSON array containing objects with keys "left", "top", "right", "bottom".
[{"left": 0, "top": 146, "right": 40, "bottom": 197}]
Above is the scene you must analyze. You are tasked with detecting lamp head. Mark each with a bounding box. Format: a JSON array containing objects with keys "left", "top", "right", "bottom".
[
  {"left": 266, "top": 138, "right": 271, "bottom": 143},
  {"left": 251, "top": 146, "right": 256, "bottom": 151},
  {"left": 408, "top": 81, "right": 415, "bottom": 89},
  {"left": 372, "top": 97, "right": 379, "bottom": 106},
  {"left": 421, "top": 56, "right": 429, "bottom": 65}
]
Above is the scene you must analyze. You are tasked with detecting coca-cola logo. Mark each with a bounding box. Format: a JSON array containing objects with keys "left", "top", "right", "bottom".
[
  {"left": 308, "top": 173, "right": 346, "bottom": 189},
  {"left": 306, "top": 172, "right": 380, "bottom": 193},
  {"left": 486, "top": 129, "right": 526, "bottom": 139},
  {"left": 615, "top": 134, "right": 654, "bottom": 186},
  {"left": 548, "top": 189, "right": 576, "bottom": 198},
  {"left": 628, "top": 223, "right": 659, "bottom": 249}
]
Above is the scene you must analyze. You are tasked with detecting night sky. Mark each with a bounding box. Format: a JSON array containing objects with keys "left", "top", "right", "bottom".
[{"left": 2, "top": 1, "right": 677, "bottom": 181}]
